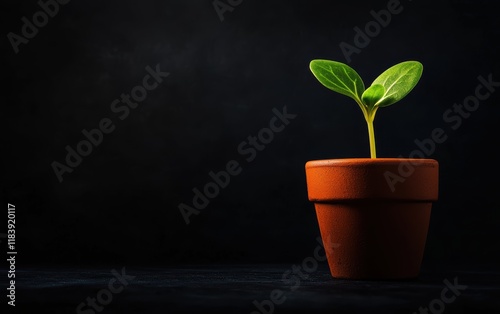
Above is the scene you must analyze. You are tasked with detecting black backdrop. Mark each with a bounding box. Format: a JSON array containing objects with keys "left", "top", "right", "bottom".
[{"left": 2, "top": 0, "right": 500, "bottom": 270}]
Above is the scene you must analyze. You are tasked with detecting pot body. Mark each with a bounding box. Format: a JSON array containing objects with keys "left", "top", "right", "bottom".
[{"left": 305, "top": 158, "right": 438, "bottom": 280}]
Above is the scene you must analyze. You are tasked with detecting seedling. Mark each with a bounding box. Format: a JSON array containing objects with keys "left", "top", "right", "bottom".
[{"left": 309, "top": 60, "right": 423, "bottom": 158}]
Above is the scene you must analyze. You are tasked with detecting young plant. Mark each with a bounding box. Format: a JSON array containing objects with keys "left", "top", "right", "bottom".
[{"left": 309, "top": 60, "right": 423, "bottom": 158}]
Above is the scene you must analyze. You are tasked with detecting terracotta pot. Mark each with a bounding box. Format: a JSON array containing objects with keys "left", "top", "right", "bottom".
[{"left": 305, "top": 158, "right": 438, "bottom": 280}]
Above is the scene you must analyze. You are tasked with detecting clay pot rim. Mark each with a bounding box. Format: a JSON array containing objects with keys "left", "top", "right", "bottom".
[
  {"left": 306, "top": 158, "right": 438, "bottom": 169},
  {"left": 305, "top": 158, "right": 439, "bottom": 201}
]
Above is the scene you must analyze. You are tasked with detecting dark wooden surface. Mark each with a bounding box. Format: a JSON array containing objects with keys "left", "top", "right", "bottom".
[{"left": 5, "top": 265, "right": 500, "bottom": 313}]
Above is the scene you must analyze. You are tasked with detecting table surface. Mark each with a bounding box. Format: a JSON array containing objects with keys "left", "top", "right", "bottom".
[{"left": 5, "top": 265, "right": 500, "bottom": 314}]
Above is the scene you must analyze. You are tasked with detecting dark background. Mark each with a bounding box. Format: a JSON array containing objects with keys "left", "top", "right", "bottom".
[{"left": 2, "top": 0, "right": 499, "bottom": 271}]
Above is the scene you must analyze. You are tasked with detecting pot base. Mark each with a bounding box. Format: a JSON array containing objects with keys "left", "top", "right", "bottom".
[{"left": 315, "top": 201, "right": 431, "bottom": 280}]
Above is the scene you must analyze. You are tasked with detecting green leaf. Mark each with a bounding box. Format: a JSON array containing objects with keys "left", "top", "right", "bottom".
[
  {"left": 309, "top": 60, "right": 365, "bottom": 104},
  {"left": 371, "top": 61, "right": 423, "bottom": 107},
  {"left": 361, "top": 84, "right": 385, "bottom": 109}
]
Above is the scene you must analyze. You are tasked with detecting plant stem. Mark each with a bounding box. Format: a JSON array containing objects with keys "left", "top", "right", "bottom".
[
  {"left": 366, "top": 113, "right": 377, "bottom": 159},
  {"left": 357, "top": 100, "right": 378, "bottom": 159}
]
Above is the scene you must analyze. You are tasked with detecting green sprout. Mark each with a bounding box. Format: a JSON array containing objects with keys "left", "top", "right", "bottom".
[{"left": 309, "top": 60, "right": 423, "bottom": 158}]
